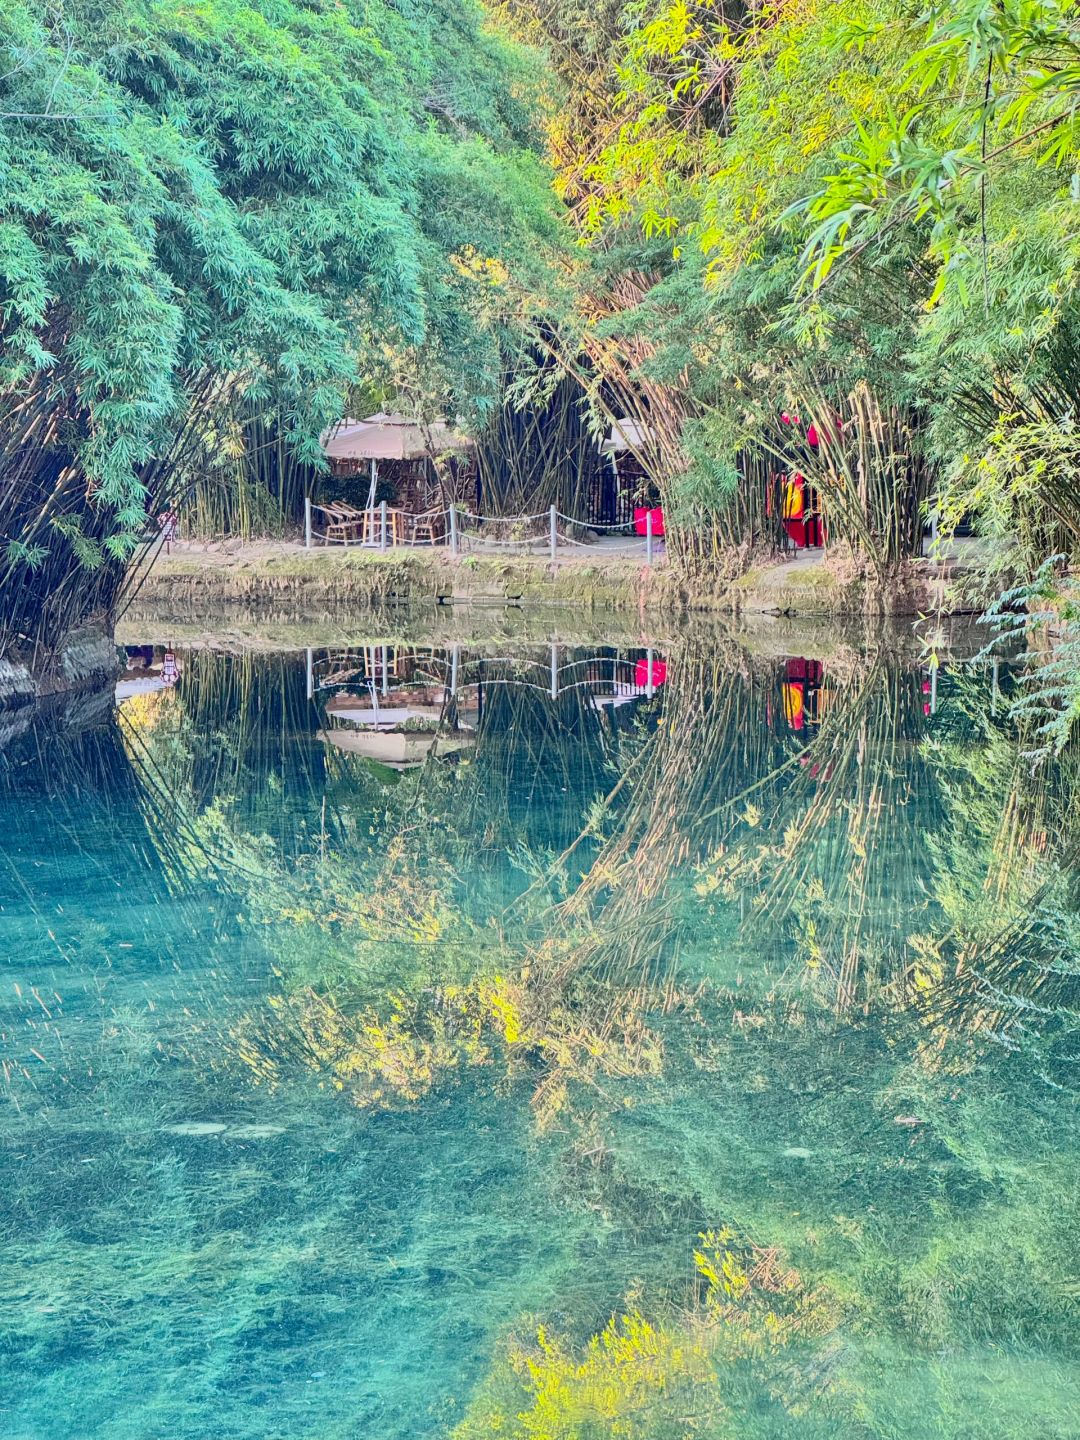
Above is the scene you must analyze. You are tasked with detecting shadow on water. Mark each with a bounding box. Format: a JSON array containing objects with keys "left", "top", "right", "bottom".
[{"left": 2, "top": 618, "right": 1079, "bottom": 1438}]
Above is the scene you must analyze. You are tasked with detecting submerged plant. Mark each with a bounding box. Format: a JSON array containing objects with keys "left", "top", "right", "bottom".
[{"left": 452, "top": 1228, "right": 841, "bottom": 1439}]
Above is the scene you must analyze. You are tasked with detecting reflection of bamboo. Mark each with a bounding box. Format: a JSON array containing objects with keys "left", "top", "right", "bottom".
[
  {"left": 552, "top": 644, "right": 787, "bottom": 982},
  {"left": 2, "top": 710, "right": 198, "bottom": 905},
  {"left": 438, "top": 651, "right": 620, "bottom": 861},
  {"left": 125, "top": 648, "right": 335, "bottom": 857},
  {"left": 938, "top": 856, "right": 1080, "bottom": 1075},
  {"left": 921, "top": 679, "right": 1080, "bottom": 1057},
  {"left": 749, "top": 657, "right": 940, "bottom": 1011},
  {"left": 546, "top": 639, "right": 948, "bottom": 1019},
  {"left": 495, "top": 646, "right": 798, "bottom": 1114}
]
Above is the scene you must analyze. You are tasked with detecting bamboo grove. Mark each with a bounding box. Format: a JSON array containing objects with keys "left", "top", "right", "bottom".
[
  {"left": 487, "top": 0, "right": 1080, "bottom": 638},
  {"left": 0, "top": 0, "right": 556, "bottom": 662}
]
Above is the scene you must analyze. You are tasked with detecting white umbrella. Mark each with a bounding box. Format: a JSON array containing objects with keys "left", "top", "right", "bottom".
[
  {"left": 321, "top": 414, "right": 472, "bottom": 515},
  {"left": 322, "top": 413, "right": 471, "bottom": 462}
]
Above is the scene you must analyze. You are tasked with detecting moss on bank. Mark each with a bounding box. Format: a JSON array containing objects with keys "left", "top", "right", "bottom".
[
  {"left": 131, "top": 546, "right": 680, "bottom": 612},
  {"left": 130, "top": 543, "right": 965, "bottom": 620}
]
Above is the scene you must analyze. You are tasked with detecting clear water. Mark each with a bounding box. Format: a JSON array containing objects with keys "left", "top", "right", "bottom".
[{"left": 2, "top": 626, "right": 1078, "bottom": 1439}]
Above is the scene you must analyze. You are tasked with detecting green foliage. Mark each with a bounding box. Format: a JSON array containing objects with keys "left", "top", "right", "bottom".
[
  {"left": 0, "top": 0, "right": 559, "bottom": 647},
  {"left": 499, "top": 0, "right": 1080, "bottom": 595},
  {"left": 980, "top": 557, "right": 1080, "bottom": 755}
]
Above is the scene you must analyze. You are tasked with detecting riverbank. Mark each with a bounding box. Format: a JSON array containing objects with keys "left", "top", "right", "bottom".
[
  {"left": 128, "top": 539, "right": 674, "bottom": 612},
  {"left": 129, "top": 539, "right": 976, "bottom": 618}
]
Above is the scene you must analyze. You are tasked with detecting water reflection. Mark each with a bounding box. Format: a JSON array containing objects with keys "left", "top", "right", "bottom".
[{"left": 2, "top": 626, "right": 1079, "bottom": 1439}]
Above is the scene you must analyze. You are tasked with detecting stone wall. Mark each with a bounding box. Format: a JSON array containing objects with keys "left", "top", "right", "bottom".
[{"left": 0, "top": 621, "right": 121, "bottom": 714}]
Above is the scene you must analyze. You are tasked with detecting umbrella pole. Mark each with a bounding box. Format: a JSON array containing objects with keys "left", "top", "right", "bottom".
[{"left": 365, "top": 459, "right": 378, "bottom": 545}]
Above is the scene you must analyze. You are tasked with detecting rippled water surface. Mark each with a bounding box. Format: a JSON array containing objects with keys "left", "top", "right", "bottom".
[{"left": 2, "top": 622, "right": 1078, "bottom": 1439}]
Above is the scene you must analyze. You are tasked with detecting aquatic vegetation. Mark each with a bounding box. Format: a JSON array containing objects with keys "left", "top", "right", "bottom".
[
  {"left": 455, "top": 1312, "right": 718, "bottom": 1439},
  {"left": 453, "top": 1229, "right": 841, "bottom": 1439},
  {"left": 235, "top": 984, "right": 494, "bottom": 1107}
]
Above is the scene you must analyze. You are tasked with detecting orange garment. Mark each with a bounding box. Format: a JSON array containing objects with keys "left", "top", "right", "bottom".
[
  {"left": 782, "top": 474, "right": 805, "bottom": 520},
  {"left": 782, "top": 682, "right": 805, "bottom": 730}
]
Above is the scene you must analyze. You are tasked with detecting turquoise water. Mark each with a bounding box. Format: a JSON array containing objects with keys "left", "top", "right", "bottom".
[{"left": 2, "top": 629, "right": 1078, "bottom": 1438}]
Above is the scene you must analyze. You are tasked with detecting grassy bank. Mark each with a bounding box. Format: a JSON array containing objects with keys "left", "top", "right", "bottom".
[
  {"left": 129, "top": 542, "right": 676, "bottom": 612},
  {"left": 129, "top": 541, "right": 968, "bottom": 619}
]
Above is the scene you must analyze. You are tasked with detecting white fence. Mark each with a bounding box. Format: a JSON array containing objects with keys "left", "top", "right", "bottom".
[{"left": 304, "top": 500, "right": 663, "bottom": 564}]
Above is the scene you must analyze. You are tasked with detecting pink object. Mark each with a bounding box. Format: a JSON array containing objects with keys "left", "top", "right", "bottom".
[
  {"left": 633, "top": 506, "right": 665, "bottom": 537},
  {"left": 635, "top": 657, "right": 667, "bottom": 688}
]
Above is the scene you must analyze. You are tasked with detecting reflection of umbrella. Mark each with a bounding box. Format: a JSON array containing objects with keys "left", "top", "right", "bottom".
[
  {"left": 317, "top": 727, "right": 475, "bottom": 769},
  {"left": 116, "top": 677, "right": 169, "bottom": 702}
]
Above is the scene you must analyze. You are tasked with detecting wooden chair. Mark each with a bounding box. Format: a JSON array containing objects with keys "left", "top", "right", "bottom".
[
  {"left": 313, "top": 502, "right": 361, "bottom": 544},
  {"left": 409, "top": 509, "right": 445, "bottom": 545},
  {"left": 331, "top": 500, "right": 369, "bottom": 532},
  {"left": 325, "top": 500, "right": 406, "bottom": 547}
]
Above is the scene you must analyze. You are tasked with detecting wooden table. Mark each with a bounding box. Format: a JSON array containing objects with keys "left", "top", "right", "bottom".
[{"left": 359, "top": 508, "right": 406, "bottom": 546}]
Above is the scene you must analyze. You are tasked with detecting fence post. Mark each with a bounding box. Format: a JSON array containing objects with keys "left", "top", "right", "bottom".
[
  {"left": 306, "top": 647, "right": 313, "bottom": 700},
  {"left": 646, "top": 648, "right": 655, "bottom": 699},
  {"left": 550, "top": 643, "right": 558, "bottom": 700},
  {"left": 645, "top": 508, "right": 653, "bottom": 567},
  {"left": 549, "top": 505, "right": 557, "bottom": 563},
  {"left": 380, "top": 499, "right": 388, "bottom": 551},
  {"left": 304, "top": 496, "right": 312, "bottom": 550},
  {"left": 449, "top": 504, "right": 458, "bottom": 557}
]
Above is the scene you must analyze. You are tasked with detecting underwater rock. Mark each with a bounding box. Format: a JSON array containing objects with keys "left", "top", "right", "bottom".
[{"left": 163, "top": 1120, "right": 288, "bottom": 1138}]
